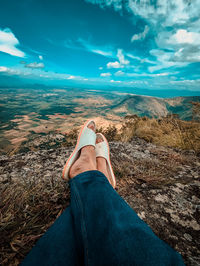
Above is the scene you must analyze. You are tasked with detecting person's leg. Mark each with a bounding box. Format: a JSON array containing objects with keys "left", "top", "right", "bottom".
[
  {"left": 22, "top": 121, "right": 184, "bottom": 266},
  {"left": 69, "top": 170, "right": 184, "bottom": 266},
  {"left": 68, "top": 133, "right": 184, "bottom": 266},
  {"left": 21, "top": 207, "right": 82, "bottom": 266},
  {"left": 21, "top": 122, "right": 97, "bottom": 266}
]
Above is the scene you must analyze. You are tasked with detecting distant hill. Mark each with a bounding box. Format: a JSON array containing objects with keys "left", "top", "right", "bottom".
[{"left": 111, "top": 95, "right": 200, "bottom": 120}]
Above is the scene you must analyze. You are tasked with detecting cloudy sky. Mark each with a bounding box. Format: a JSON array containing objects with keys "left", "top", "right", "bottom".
[{"left": 0, "top": 0, "right": 200, "bottom": 93}]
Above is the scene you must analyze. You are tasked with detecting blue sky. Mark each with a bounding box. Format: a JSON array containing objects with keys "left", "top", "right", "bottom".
[{"left": 0, "top": 0, "right": 200, "bottom": 94}]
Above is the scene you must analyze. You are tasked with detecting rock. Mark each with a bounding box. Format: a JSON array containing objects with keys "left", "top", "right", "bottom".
[
  {"left": 0, "top": 137, "right": 200, "bottom": 265},
  {"left": 138, "top": 211, "right": 146, "bottom": 219},
  {"left": 184, "top": 233, "right": 193, "bottom": 242}
]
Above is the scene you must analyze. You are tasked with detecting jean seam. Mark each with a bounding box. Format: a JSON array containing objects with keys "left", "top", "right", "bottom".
[{"left": 72, "top": 181, "right": 90, "bottom": 266}]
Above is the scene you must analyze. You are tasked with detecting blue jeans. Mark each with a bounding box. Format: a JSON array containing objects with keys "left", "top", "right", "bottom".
[{"left": 21, "top": 170, "right": 184, "bottom": 266}]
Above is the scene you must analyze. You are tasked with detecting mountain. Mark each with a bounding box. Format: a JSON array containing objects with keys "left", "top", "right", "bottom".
[
  {"left": 165, "top": 96, "right": 200, "bottom": 120},
  {"left": 111, "top": 95, "right": 200, "bottom": 120}
]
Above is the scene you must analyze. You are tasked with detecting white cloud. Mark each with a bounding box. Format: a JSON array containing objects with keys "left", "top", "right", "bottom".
[
  {"left": 99, "top": 66, "right": 103, "bottom": 70},
  {"left": 25, "top": 62, "right": 45, "bottom": 69},
  {"left": 114, "top": 69, "right": 177, "bottom": 77},
  {"left": 92, "top": 49, "right": 112, "bottom": 56},
  {"left": 154, "top": 29, "right": 200, "bottom": 66},
  {"left": 110, "top": 79, "right": 121, "bottom": 83},
  {"left": 170, "top": 79, "right": 200, "bottom": 85},
  {"left": 150, "top": 73, "right": 169, "bottom": 77},
  {"left": 149, "top": 49, "right": 185, "bottom": 72},
  {"left": 86, "top": 0, "right": 122, "bottom": 11},
  {"left": 0, "top": 66, "right": 27, "bottom": 75},
  {"left": 126, "top": 53, "right": 141, "bottom": 61},
  {"left": 107, "top": 61, "right": 121, "bottom": 68},
  {"left": 168, "top": 29, "right": 200, "bottom": 45},
  {"left": 64, "top": 38, "right": 114, "bottom": 58},
  {"left": 107, "top": 49, "right": 130, "bottom": 69},
  {"left": 39, "top": 55, "right": 43, "bottom": 60},
  {"left": 127, "top": 0, "right": 200, "bottom": 27},
  {"left": 0, "top": 66, "right": 8, "bottom": 72},
  {"left": 117, "top": 49, "right": 129, "bottom": 65},
  {"left": 0, "top": 28, "right": 25, "bottom": 57},
  {"left": 169, "top": 79, "right": 200, "bottom": 90},
  {"left": 126, "top": 53, "right": 155, "bottom": 64},
  {"left": 131, "top": 72, "right": 172, "bottom": 77},
  {"left": 67, "top": 75, "right": 75, "bottom": 79},
  {"left": 86, "top": 0, "right": 200, "bottom": 70},
  {"left": 0, "top": 65, "right": 86, "bottom": 82},
  {"left": 115, "top": 70, "right": 125, "bottom": 76},
  {"left": 100, "top": 72, "right": 111, "bottom": 77},
  {"left": 131, "top": 25, "right": 149, "bottom": 42},
  {"left": 86, "top": 0, "right": 200, "bottom": 36}
]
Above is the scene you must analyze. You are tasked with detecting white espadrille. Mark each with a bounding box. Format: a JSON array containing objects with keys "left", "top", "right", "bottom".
[
  {"left": 95, "top": 133, "right": 116, "bottom": 188},
  {"left": 62, "top": 120, "right": 96, "bottom": 180}
]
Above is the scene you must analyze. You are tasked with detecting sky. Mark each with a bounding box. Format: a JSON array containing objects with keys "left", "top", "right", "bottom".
[{"left": 0, "top": 0, "right": 200, "bottom": 94}]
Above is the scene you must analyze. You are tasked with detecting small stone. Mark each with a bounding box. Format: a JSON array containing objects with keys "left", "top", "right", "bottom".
[
  {"left": 138, "top": 211, "right": 146, "bottom": 219},
  {"left": 154, "top": 194, "right": 168, "bottom": 203},
  {"left": 176, "top": 183, "right": 185, "bottom": 189},
  {"left": 172, "top": 186, "right": 182, "bottom": 193},
  {"left": 184, "top": 233, "right": 192, "bottom": 242}
]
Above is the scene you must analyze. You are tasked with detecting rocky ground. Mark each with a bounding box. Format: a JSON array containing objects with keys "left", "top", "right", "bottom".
[{"left": 0, "top": 137, "right": 200, "bottom": 265}]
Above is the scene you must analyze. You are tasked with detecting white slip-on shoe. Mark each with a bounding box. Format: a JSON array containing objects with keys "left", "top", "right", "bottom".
[
  {"left": 95, "top": 133, "right": 116, "bottom": 188},
  {"left": 62, "top": 120, "right": 96, "bottom": 180}
]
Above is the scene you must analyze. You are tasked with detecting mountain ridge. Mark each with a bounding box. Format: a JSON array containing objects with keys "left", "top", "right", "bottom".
[{"left": 111, "top": 95, "right": 200, "bottom": 120}]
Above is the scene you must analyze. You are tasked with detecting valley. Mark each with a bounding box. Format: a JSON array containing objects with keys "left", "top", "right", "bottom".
[{"left": 0, "top": 86, "right": 199, "bottom": 155}]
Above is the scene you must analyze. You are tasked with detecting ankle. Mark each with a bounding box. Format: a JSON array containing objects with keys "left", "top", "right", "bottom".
[
  {"left": 96, "top": 157, "right": 107, "bottom": 169},
  {"left": 81, "top": 145, "right": 95, "bottom": 156},
  {"left": 69, "top": 153, "right": 96, "bottom": 178},
  {"left": 69, "top": 163, "right": 96, "bottom": 178}
]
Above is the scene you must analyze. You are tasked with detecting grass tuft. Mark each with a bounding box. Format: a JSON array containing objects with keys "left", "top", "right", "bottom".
[{"left": 99, "top": 115, "right": 200, "bottom": 153}]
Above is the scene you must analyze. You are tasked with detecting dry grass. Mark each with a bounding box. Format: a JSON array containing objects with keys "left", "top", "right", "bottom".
[
  {"left": 0, "top": 177, "right": 70, "bottom": 265},
  {"left": 100, "top": 115, "right": 200, "bottom": 153}
]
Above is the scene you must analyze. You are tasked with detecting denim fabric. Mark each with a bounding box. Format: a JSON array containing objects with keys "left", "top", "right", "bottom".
[{"left": 21, "top": 170, "right": 184, "bottom": 266}]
